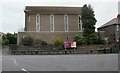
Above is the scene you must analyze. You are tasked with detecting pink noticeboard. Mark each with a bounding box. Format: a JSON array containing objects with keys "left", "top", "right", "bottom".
[{"left": 64, "top": 41, "right": 76, "bottom": 48}]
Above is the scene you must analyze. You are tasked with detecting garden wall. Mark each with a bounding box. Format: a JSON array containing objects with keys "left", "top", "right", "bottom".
[{"left": 9, "top": 44, "right": 119, "bottom": 55}]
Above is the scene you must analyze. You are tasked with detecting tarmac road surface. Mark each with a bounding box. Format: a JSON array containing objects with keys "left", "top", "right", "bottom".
[{"left": 2, "top": 54, "right": 118, "bottom": 72}]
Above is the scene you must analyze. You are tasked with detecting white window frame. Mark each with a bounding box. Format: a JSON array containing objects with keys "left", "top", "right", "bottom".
[
  {"left": 50, "top": 14, "right": 54, "bottom": 32},
  {"left": 64, "top": 15, "right": 68, "bottom": 32},
  {"left": 78, "top": 15, "right": 82, "bottom": 31},
  {"left": 36, "top": 14, "right": 40, "bottom": 32}
]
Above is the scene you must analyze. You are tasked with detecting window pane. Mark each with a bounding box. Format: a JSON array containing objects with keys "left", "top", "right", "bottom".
[
  {"left": 65, "top": 15, "right": 68, "bottom": 31},
  {"left": 37, "top": 16, "right": 39, "bottom": 23},
  {"left": 78, "top": 15, "right": 81, "bottom": 31},
  {"left": 36, "top": 14, "right": 40, "bottom": 32},
  {"left": 50, "top": 15, "right": 54, "bottom": 31}
]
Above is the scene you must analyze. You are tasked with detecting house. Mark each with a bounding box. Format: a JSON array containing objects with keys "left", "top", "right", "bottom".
[
  {"left": 17, "top": 6, "right": 83, "bottom": 45},
  {"left": 97, "top": 14, "right": 120, "bottom": 43}
]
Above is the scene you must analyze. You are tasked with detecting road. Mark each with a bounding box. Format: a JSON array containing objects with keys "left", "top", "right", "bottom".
[{"left": 2, "top": 54, "right": 118, "bottom": 72}]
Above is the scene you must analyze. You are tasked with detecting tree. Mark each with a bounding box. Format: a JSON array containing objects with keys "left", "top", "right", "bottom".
[
  {"left": 81, "top": 4, "right": 97, "bottom": 45},
  {"left": 2, "top": 39, "right": 9, "bottom": 45},
  {"left": 6, "top": 33, "right": 17, "bottom": 44},
  {"left": 2, "top": 33, "right": 17, "bottom": 45}
]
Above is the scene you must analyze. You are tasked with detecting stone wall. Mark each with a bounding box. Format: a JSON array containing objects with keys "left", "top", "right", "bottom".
[
  {"left": 25, "top": 14, "right": 81, "bottom": 32},
  {"left": 98, "top": 25, "right": 117, "bottom": 43},
  {"left": 17, "top": 31, "right": 82, "bottom": 45},
  {"left": 9, "top": 44, "right": 119, "bottom": 55}
]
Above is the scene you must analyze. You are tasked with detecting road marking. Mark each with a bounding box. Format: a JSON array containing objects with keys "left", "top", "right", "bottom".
[
  {"left": 22, "top": 68, "right": 27, "bottom": 71},
  {"left": 10, "top": 58, "right": 30, "bottom": 73},
  {"left": 10, "top": 58, "right": 18, "bottom": 65},
  {"left": 22, "top": 68, "right": 30, "bottom": 73},
  {"left": 13, "top": 59, "right": 18, "bottom": 65}
]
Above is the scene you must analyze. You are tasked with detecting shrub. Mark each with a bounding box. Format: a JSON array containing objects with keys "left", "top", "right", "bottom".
[
  {"left": 6, "top": 33, "right": 17, "bottom": 44},
  {"left": 33, "top": 39, "right": 42, "bottom": 46},
  {"left": 2, "top": 33, "right": 17, "bottom": 45},
  {"left": 22, "top": 36, "right": 33, "bottom": 46},
  {"left": 55, "top": 38, "right": 63, "bottom": 45},
  {"left": 33, "top": 38, "right": 47, "bottom": 46},
  {"left": 3, "top": 39, "right": 9, "bottom": 45},
  {"left": 94, "top": 38, "right": 107, "bottom": 44},
  {"left": 41, "top": 40, "right": 47, "bottom": 45},
  {"left": 74, "top": 35, "right": 86, "bottom": 45},
  {"left": 74, "top": 33, "right": 107, "bottom": 45}
]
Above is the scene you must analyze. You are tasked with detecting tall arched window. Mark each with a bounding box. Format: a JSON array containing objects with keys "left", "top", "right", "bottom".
[
  {"left": 36, "top": 14, "right": 40, "bottom": 32},
  {"left": 64, "top": 15, "right": 68, "bottom": 32},
  {"left": 78, "top": 15, "right": 82, "bottom": 31},
  {"left": 50, "top": 14, "right": 54, "bottom": 32}
]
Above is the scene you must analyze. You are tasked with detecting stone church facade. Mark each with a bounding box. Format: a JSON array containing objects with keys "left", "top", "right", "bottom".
[{"left": 17, "top": 6, "right": 83, "bottom": 44}]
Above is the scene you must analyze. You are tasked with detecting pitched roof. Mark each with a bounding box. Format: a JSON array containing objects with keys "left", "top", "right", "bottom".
[
  {"left": 98, "top": 18, "right": 118, "bottom": 29},
  {"left": 24, "top": 6, "right": 82, "bottom": 15}
]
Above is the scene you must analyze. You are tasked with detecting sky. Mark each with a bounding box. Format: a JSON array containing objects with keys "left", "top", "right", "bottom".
[{"left": 0, "top": 0, "right": 120, "bottom": 33}]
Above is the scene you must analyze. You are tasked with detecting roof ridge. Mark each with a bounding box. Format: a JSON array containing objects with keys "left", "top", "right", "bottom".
[
  {"left": 26, "top": 6, "right": 81, "bottom": 8},
  {"left": 98, "top": 18, "right": 118, "bottom": 29}
]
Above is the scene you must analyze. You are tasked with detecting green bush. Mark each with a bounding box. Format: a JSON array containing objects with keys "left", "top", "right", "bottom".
[
  {"left": 41, "top": 40, "right": 47, "bottom": 45},
  {"left": 2, "top": 39, "right": 9, "bottom": 45},
  {"left": 33, "top": 39, "right": 42, "bottom": 46},
  {"left": 93, "top": 38, "right": 107, "bottom": 44},
  {"left": 33, "top": 38, "right": 47, "bottom": 46},
  {"left": 22, "top": 36, "right": 33, "bottom": 46},
  {"left": 74, "top": 35, "right": 86, "bottom": 45},
  {"left": 6, "top": 33, "right": 17, "bottom": 44},
  {"left": 2, "top": 33, "right": 17, "bottom": 45},
  {"left": 84, "top": 32, "right": 98, "bottom": 45},
  {"left": 55, "top": 38, "right": 63, "bottom": 45},
  {"left": 74, "top": 34, "right": 107, "bottom": 45}
]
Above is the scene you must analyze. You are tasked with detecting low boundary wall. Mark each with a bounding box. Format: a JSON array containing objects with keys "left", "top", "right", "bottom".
[{"left": 9, "top": 44, "right": 119, "bottom": 55}]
